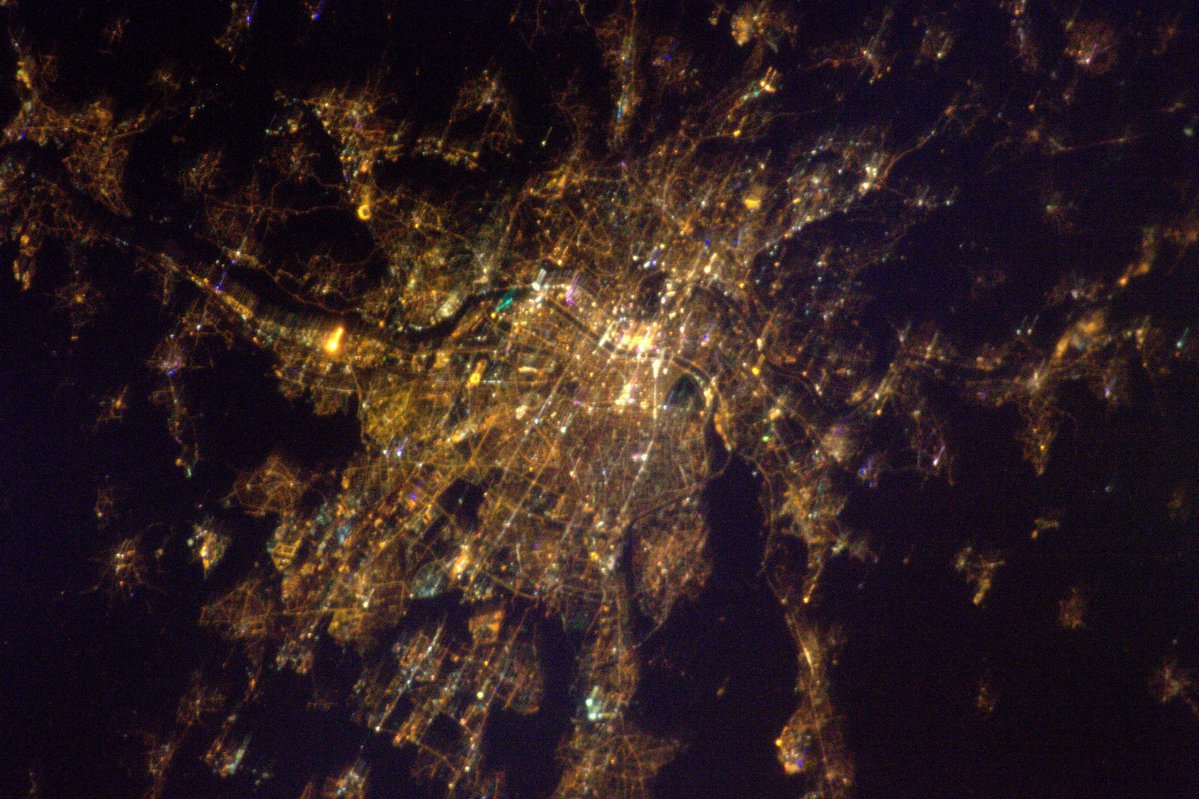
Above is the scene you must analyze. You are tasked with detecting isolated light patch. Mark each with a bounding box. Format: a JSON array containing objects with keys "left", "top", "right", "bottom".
[{"left": 323, "top": 324, "right": 345, "bottom": 354}]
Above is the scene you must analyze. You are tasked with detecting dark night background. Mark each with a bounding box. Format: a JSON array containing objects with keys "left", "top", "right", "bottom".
[{"left": 2, "top": 1, "right": 1199, "bottom": 797}]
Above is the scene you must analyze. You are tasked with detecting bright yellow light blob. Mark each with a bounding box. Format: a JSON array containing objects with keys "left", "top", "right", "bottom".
[
  {"left": 467, "top": 359, "right": 487, "bottom": 387},
  {"left": 356, "top": 202, "right": 372, "bottom": 221},
  {"left": 323, "top": 324, "right": 345, "bottom": 354}
]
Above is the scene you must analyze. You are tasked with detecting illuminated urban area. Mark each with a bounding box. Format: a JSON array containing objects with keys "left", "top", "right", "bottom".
[{"left": 3, "top": 2, "right": 1198, "bottom": 798}]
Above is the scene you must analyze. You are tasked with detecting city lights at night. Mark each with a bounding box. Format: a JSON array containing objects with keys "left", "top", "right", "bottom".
[{"left": 2, "top": 2, "right": 1198, "bottom": 798}]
